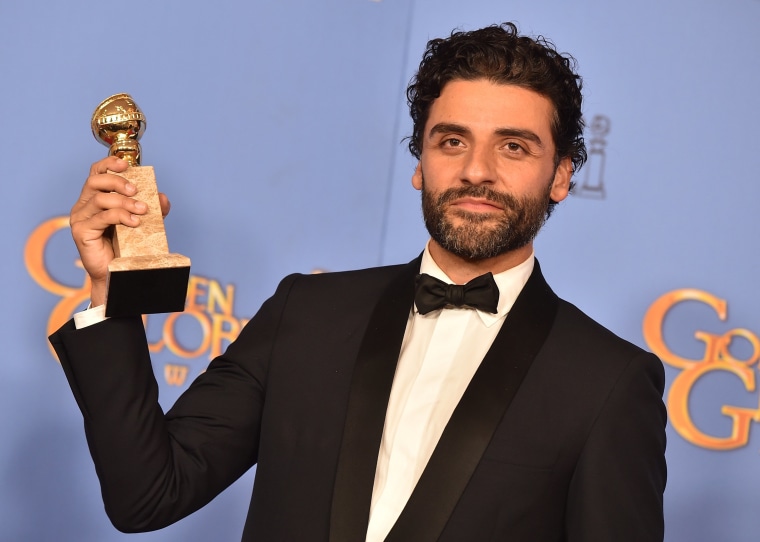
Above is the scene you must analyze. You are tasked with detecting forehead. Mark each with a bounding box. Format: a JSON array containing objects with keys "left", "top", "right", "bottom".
[{"left": 426, "top": 79, "right": 556, "bottom": 137}]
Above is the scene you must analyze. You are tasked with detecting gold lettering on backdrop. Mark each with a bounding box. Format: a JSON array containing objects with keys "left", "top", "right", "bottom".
[
  {"left": 643, "top": 289, "right": 760, "bottom": 450},
  {"left": 164, "top": 364, "right": 190, "bottom": 387},
  {"left": 26, "top": 217, "right": 249, "bottom": 386},
  {"left": 25, "top": 217, "right": 92, "bottom": 357}
]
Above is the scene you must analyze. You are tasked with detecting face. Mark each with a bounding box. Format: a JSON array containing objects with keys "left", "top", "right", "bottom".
[{"left": 412, "top": 79, "right": 572, "bottom": 262}]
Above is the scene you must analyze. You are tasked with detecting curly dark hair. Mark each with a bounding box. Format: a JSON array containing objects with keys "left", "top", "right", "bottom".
[{"left": 407, "top": 22, "right": 587, "bottom": 176}]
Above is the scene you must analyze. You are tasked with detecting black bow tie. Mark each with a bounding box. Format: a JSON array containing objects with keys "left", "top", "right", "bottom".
[{"left": 414, "top": 272, "right": 500, "bottom": 315}]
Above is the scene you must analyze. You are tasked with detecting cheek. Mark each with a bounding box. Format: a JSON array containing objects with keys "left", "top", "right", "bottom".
[
  {"left": 418, "top": 158, "right": 458, "bottom": 190},
  {"left": 494, "top": 163, "right": 549, "bottom": 192}
]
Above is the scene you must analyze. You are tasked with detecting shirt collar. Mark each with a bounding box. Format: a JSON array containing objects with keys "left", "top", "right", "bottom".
[{"left": 417, "top": 242, "right": 535, "bottom": 326}]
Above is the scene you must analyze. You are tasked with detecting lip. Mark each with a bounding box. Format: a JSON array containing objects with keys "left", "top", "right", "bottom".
[{"left": 450, "top": 197, "right": 504, "bottom": 213}]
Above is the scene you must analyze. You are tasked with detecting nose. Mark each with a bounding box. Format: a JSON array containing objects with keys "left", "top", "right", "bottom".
[{"left": 460, "top": 145, "right": 496, "bottom": 185}]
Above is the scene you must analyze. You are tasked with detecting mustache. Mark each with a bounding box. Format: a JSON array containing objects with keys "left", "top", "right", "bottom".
[{"left": 434, "top": 185, "right": 519, "bottom": 208}]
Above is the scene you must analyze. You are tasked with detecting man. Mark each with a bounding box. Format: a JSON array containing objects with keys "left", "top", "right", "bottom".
[{"left": 51, "top": 23, "right": 666, "bottom": 541}]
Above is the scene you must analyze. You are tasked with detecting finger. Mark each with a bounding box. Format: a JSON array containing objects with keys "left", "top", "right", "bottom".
[
  {"left": 77, "top": 174, "right": 137, "bottom": 203},
  {"left": 77, "top": 207, "right": 144, "bottom": 233},
  {"left": 158, "top": 192, "right": 171, "bottom": 218},
  {"left": 72, "top": 191, "right": 148, "bottom": 225},
  {"left": 88, "top": 156, "right": 130, "bottom": 176},
  {"left": 74, "top": 168, "right": 138, "bottom": 216},
  {"left": 70, "top": 206, "right": 145, "bottom": 248},
  {"left": 80, "top": 157, "right": 135, "bottom": 199}
]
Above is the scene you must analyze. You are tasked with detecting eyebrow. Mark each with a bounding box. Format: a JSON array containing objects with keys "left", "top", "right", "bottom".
[{"left": 428, "top": 122, "right": 545, "bottom": 148}]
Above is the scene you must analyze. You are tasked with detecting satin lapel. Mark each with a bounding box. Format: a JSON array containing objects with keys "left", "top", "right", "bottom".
[
  {"left": 386, "top": 261, "right": 559, "bottom": 542},
  {"left": 328, "top": 257, "right": 420, "bottom": 542}
]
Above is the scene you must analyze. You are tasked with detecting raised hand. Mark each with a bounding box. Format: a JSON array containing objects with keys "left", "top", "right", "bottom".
[{"left": 69, "top": 156, "right": 170, "bottom": 306}]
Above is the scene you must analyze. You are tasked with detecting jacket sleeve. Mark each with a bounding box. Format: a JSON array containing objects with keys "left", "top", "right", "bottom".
[
  {"left": 48, "top": 274, "right": 299, "bottom": 532},
  {"left": 564, "top": 351, "right": 667, "bottom": 541}
]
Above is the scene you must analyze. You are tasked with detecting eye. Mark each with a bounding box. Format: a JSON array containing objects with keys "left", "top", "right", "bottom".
[
  {"left": 442, "top": 137, "right": 463, "bottom": 148},
  {"left": 505, "top": 142, "right": 523, "bottom": 152}
]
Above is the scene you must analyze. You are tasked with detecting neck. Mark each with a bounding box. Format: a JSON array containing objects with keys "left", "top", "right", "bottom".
[{"left": 428, "top": 241, "right": 534, "bottom": 284}]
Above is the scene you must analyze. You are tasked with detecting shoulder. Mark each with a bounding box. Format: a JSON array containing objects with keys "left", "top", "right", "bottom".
[
  {"left": 289, "top": 261, "right": 412, "bottom": 287},
  {"left": 543, "top": 297, "right": 665, "bottom": 396},
  {"left": 272, "top": 260, "right": 416, "bottom": 304},
  {"left": 243, "top": 260, "right": 419, "bottom": 329},
  {"left": 553, "top": 299, "right": 647, "bottom": 356},
  {"left": 530, "top": 260, "right": 658, "bottom": 370}
]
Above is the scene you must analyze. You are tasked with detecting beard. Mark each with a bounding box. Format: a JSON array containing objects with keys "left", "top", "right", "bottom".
[{"left": 421, "top": 177, "right": 553, "bottom": 261}]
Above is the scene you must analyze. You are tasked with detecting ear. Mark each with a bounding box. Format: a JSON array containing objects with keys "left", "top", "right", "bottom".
[
  {"left": 411, "top": 162, "right": 423, "bottom": 191},
  {"left": 549, "top": 157, "right": 572, "bottom": 202}
]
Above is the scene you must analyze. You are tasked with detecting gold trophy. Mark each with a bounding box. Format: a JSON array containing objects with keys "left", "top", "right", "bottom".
[{"left": 92, "top": 93, "right": 190, "bottom": 317}]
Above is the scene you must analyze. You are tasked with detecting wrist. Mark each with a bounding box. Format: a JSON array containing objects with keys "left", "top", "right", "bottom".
[{"left": 90, "top": 279, "right": 107, "bottom": 307}]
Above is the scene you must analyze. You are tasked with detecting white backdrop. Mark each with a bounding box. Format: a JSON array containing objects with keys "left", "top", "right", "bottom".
[{"left": 3, "top": 0, "right": 759, "bottom": 540}]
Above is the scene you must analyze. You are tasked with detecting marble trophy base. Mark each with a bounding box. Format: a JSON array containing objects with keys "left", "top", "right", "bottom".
[{"left": 105, "top": 165, "right": 191, "bottom": 317}]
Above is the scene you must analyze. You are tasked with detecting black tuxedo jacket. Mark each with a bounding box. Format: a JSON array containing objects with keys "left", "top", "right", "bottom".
[{"left": 50, "top": 259, "right": 666, "bottom": 541}]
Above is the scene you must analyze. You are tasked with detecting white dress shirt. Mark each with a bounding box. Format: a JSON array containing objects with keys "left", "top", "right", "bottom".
[{"left": 365, "top": 246, "right": 534, "bottom": 542}]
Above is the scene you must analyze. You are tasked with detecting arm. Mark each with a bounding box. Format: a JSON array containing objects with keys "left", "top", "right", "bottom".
[
  {"left": 49, "top": 273, "right": 296, "bottom": 532},
  {"left": 51, "top": 157, "right": 266, "bottom": 531},
  {"left": 565, "top": 352, "right": 667, "bottom": 541}
]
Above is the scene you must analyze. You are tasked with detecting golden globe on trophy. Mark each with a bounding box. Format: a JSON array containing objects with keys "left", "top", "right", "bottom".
[{"left": 91, "top": 93, "right": 191, "bottom": 317}]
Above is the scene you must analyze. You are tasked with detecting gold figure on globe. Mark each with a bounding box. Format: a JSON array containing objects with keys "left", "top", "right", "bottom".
[{"left": 91, "top": 93, "right": 190, "bottom": 317}]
